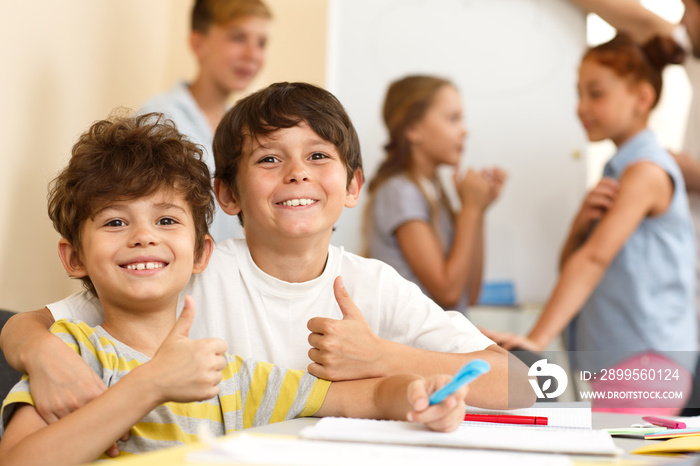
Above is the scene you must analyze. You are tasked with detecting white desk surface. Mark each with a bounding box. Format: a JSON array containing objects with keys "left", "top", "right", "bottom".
[{"left": 98, "top": 410, "right": 695, "bottom": 465}]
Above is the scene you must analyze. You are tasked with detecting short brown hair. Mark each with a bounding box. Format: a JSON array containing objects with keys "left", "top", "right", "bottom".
[
  {"left": 212, "top": 81, "right": 364, "bottom": 225},
  {"left": 48, "top": 112, "right": 215, "bottom": 296},
  {"left": 191, "top": 0, "right": 272, "bottom": 33}
]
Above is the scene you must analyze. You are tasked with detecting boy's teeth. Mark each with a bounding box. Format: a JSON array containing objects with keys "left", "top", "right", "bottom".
[
  {"left": 126, "top": 262, "right": 164, "bottom": 270},
  {"left": 281, "top": 199, "right": 315, "bottom": 206}
]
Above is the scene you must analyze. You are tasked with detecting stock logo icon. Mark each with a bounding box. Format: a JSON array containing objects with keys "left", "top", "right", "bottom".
[{"left": 528, "top": 359, "right": 568, "bottom": 399}]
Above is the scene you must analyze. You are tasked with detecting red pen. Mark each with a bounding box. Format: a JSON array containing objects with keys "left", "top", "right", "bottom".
[
  {"left": 463, "top": 413, "right": 548, "bottom": 425},
  {"left": 642, "top": 416, "right": 686, "bottom": 429}
]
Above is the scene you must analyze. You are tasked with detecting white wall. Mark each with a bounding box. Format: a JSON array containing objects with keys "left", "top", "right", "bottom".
[{"left": 327, "top": 0, "right": 588, "bottom": 305}]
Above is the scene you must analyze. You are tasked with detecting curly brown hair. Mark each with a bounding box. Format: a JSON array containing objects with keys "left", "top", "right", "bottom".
[{"left": 47, "top": 112, "right": 215, "bottom": 296}]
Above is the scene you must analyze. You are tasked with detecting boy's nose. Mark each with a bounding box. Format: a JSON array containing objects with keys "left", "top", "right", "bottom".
[
  {"left": 128, "top": 225, "right": 159, "bottom": 247},
  {"left": 244, "top": 39, "right": 264, "bottom": 63},
  {"left": 285, "top": 162, "right": 310, "bottom": 183}
]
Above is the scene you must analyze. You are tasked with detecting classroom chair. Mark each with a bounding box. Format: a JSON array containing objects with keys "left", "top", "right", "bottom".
[{"left": 0, "top": 309, "right": 23, "bottom": 402}]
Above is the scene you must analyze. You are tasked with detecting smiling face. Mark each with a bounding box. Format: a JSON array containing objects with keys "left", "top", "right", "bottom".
[
  {"left": 226, "top": 122, "right": 361, "bottom": 244},
  {"left": 407, "top": 85, "right": 468, "bottom": 173},
  {"left": 60, "top": 188, "right": 211, "bottom": 312},
  {"left": 577, "top": 58, "right": 647, "bottom": 146},
  {"left": 193, "top": 15, "right": 269, "bottom": 93}
]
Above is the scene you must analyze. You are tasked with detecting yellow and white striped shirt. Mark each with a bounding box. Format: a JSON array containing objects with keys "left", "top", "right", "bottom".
[{"left": 1, "top": 320, "right": 330, "bottom": 459}]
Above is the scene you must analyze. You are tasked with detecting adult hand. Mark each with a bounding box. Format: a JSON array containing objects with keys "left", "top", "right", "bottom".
[
  {"left": 406, "top": 374, "right": 468, "bottom": 432},
  {"left": 671, "top": 151, "right": 700, "bottom": 192},
  {"left": 571, "top": 177, "right": 618, "bottom": 237},
  {"left": 147, "top": 296, "right": 228, "bottom": 403},
  {"left": 307, "top": 276, "right": 385, "bottom": 381},
  {"left": 454, "top": 168, "right": 491, "bottom": 211},
  {"left": 479, "top": 327, "right": 542, "bottom": 352}
]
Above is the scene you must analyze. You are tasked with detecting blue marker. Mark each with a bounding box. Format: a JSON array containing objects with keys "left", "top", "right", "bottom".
[{"left": 428, "top": 359, "right": 490, "bottom": 405}]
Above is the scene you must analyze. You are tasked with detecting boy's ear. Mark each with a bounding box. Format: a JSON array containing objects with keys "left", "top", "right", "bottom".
[
  {"left": 57, "top": 238, "right": 88, "bottom": 278},
  {"left": 344, "top": 169, "right": 364, "bottom": 208},
  {"left": 189, "top": 30, "right": 207, "bottom": 62},
  {"left": 214, "top": 179, "right": 242, "bottom": 216},
  {"left": 193, "top": 235, "right": 214, "bottom": 274}
]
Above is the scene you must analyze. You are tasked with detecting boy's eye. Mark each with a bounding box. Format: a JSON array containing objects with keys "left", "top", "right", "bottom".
[
  {"left": 228, "top": 32, "right": 246, "bottom": 43},
  {"left": 105, "top": 219, "right": 125, "bottom": 227},
  {"left": 310, "top": 152, "right": 329, "bottom": 161},
  {"left": 158, "top": 217, "right": 178, "bottom": 226},
  {"left": 257, "top": 155, "right": 279, "bottom": 164}
]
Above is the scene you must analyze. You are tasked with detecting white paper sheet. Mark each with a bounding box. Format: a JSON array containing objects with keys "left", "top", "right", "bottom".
[
  {"left": 186, "top": 433, "right": 574, "bottom": 465},
  {"left": 299, "top": 417, "right": 621, "bottom": 456}
]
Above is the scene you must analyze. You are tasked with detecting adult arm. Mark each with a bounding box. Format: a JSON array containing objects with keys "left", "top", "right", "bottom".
[
  {"left": 674, "top": 151, "right": 700, "bottom": 193},
  {"left": 486, "top": 161, "right": 673, "bottom": 351},
  {"left": 307, "top": 278, "right": 533, "bottom": 409},
  {"left": 567, "top": 0, "right": 675, "bottom": 44},
  {"left": 316, "top": 373, "right": 467, "bottom": 432},
  {"left": 0, "top": 308, "right": 106, "bottom": 424},
  {"left": 0, "top": 299, "right": 227, "bottom": 466}
]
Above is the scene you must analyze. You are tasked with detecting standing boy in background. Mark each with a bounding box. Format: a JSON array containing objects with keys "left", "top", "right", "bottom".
[
  {"left": 140, "top": 0, "right": 271, "bottom": 242},
  {"left": 0, "top": 113, "right": 471, "bottom": 466}
]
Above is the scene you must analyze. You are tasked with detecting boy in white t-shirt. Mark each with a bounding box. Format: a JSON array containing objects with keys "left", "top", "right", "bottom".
[
  {"left": 0, "top": 113, "right": 472, "bottom": 465},
  {"left": 0, "top": 83, "right": 530, "bottom": 428}
]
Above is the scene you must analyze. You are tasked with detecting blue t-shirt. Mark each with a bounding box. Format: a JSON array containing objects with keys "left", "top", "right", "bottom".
[
  {"left": 568, "top": 129, "right": 698, "bottom": 371},
  {"left": 139, "top": 82, "right": 243, "bottom": 243}
]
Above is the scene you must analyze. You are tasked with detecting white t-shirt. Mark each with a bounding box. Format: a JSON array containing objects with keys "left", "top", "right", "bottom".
[{"left": 48, "top": 239, "right": 494, "bottom": 370}]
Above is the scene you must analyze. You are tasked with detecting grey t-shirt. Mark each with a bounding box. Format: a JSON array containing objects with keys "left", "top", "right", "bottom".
[{"left": 368, "top": 174, "right": 467, "bottom": 312}]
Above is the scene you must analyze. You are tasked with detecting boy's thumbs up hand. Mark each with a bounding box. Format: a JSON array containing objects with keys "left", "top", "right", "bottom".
[
  {"left": 147, "top": 296, "right": 228, "bottom": 404},
  {"left": 307, "top": 276, "right": 385, "bottom": 381},
  {"left": 170, "top": 295, "right": 196, "bottom": 338}
]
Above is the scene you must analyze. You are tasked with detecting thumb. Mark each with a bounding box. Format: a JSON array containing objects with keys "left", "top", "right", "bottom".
[
  {"left": 333, "top": 276, "right": 360, "bottom": 320},
  {"left": 407, "top": 378, "right": 430, "bottom": 413},
  {"left": 170, "top": 296, "right": 195, "bottom": 338}
]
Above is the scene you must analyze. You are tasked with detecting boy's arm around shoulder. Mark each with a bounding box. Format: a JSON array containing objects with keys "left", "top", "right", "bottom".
[
  {"left": 0, "top": 307, "right": 107, "bottom": 424},
  {"left": 0, "top": 299, "right": 227, "bottom": 466},
  {"left": 0, "top": 363, "right": 163, "bottom": 466}
]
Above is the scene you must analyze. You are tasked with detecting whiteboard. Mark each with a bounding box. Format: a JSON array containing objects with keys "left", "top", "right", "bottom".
[{"left": 326, "top": 0, "right": 587, "bottom": 305}]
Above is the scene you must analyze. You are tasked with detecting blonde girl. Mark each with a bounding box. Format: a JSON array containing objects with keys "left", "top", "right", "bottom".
[{"left": 365, "top": 76, "right": 506, "bottom": 313}]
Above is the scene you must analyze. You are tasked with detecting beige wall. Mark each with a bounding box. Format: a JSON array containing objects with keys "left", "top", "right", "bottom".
[{"left": 0, "top": 0, "right": 327, "bottom": 312}]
